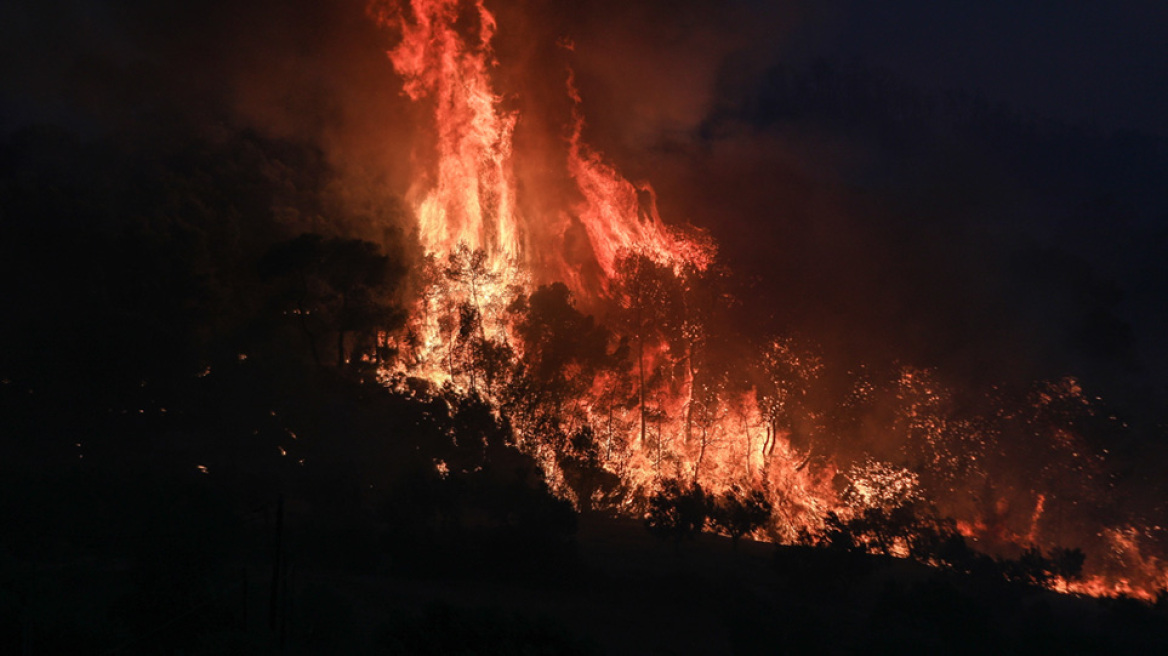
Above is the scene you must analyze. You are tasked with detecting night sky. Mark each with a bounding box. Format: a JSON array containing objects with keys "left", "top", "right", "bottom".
[
  {"left": 5, "top": 1, "right": 1164, "bottom": 142},
  {"left": 809, "top": 1, "right": 1168, "bottom": 137}
]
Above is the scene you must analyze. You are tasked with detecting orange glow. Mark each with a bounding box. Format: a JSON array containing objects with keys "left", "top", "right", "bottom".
[
  {"left": 374, "top": 0, "right": 521, "bottom": 266},
  {"left": 565, "top": 71, "right": 714, "bottom": 282},
  {"left": 367, "top": 0, "right": 1167, "bottom": 602},
  {"left": 370, "top": 0, "right": 708, "bottom": 296}
]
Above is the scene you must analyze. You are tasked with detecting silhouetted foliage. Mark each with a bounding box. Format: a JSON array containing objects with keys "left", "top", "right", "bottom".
[
  {"left": 816, "top": 504, "right": 930, "bottom": 556},
  {"left": 376, "top": 390, "right": 577, "bottom": 574},
  {"left": 645, "top": 479, "right": 709, "bottom": 545},
  {"left": 260, "top": 233, "right": 405, "bottom": 368},
  {"left": 709, "top": 486, "right": 773, "bottom": 548},
  {"left": 558, "top": 426, "right": 622, "bottom": 513},
  {"left": 508, "top": 283, "right": 617, "bottom": 415},
  {"left": 999, "top": 545, "right": 1087, "bottom": 587},
  {"left": 1049, "top": 546, "right": 1087, "bottom": 581}
]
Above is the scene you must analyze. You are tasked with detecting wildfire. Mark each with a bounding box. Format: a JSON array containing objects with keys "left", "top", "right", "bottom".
[
  {"left": 374, "top": 0, "right": 522, "bottom": 266},
  {"left": 366, "top": 0, "right": 1168, "bottom": 602}
]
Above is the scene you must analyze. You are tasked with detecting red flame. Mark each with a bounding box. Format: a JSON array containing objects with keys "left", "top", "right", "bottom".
[
  {"left": 368, "top": 0, "right": 1167, "bottom": 601},
  {"left": 371, "top": 0, "right": 709, "bottom": 294}
]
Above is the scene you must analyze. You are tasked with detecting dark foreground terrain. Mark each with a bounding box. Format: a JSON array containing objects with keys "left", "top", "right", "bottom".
[{"left": 4, "top": 444, "right": 1168, "bottom": 656}]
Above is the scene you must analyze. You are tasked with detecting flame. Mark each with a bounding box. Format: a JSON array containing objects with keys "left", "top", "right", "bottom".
[
  {"left": 565, "top": 71, "right": 713, "bottom": 281},
  {"left": 366, "top": 0, "right": 1168, "bottom": 601},
  {"left": 374, "top": 0, "right": 522, "bottom": 265},
  {"left": 371, "top": 0, "right": 708, "bottom": 293}
]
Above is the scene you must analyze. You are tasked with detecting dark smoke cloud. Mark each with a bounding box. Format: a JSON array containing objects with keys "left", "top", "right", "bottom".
[
  {"left": 0, "top": 0, "right": 413, "bottom": 182},
  {"left": 516, "top": 0, "right": 1168, "bottom": 428}
]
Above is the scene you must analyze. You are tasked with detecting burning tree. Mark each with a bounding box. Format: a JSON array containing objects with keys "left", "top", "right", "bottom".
[
  {"left": 355, "top": 0, "right": 1168, "bottom": 601},
  {"left": 610, "top": 253, "right": 687, "bottom": 454}
]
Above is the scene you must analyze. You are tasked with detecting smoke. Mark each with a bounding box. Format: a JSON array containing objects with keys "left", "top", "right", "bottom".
[
  {"left": 473, "top": 4, "right": 1168, "bottom": 559},
  {"left": 5, "top": 0, "right": 1168, "bottom": 589},
  {"left": 518, "top": 1, "right": 1167, "bottom": 422},
  {"left": 6, "top": 0, "right": 1163, "bottom": 398},
  {"left": 1, "top": 0, "right": 404, "bottom": 229}
]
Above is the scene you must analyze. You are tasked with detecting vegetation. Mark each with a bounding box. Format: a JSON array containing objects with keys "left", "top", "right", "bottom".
[
  {"left": 644, "top": 479, "right": 710, "bottom": 545},
  {"left": 3, "top": 61, "right": 1168, "bottom": 651},
  {"left": 709, "top": 487, "right": 774, "bottom": 549}
]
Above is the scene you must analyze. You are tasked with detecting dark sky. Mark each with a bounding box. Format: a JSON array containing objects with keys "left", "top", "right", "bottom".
[
  {"left": 3, "top": 1, "right": 1165, "bottom": 135},
  {"left": 809, "top": 1, "right": 1168, "bottom": 137}
]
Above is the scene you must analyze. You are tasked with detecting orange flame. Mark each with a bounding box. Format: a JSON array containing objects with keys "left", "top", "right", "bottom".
[
  {"left": 565, "top": 71, "right": 713, "bottom": 281},
  {"left": 371, "top": 0, "right": 709, "bottom": 297},
  {"left": 368, "top": 0, "right": 1168, "bottom": 602},
  {"left": 373, "top": 0, "right": 522, "bottom": 266}
]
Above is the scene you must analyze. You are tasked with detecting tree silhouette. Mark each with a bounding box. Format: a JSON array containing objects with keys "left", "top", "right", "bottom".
[
  {"left": 506, "top": 283, "right": 619, "bottom": 462},
  {"left": 645, "top": 478, "right": 709, "bottom": 545},
  {"left": 260, "top": 234, "right": 404, "bottom": 368},
  {"left": 611, "top": 253, "right": 686, "bottom": 449},
  {"left": 755, "top": 337, "right": 823, "bottom": 463},
  {"left": 323, "top": 237, "right": 405, "bottom": 369},
  {"left": 558, "top": 426, "right": 622, "bottom": 513},
  {"left": 710, "top": 486, "right": 773, "bottom": 549}
]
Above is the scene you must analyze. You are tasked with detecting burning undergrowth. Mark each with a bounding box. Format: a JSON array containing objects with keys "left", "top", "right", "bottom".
[{"left": 350, "top": 0, "right": 1168, "bottom": 599}]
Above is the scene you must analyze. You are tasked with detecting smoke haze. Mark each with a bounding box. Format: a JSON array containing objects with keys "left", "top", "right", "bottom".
[{"left": 4, "top": 0, "right": 1167, "bottom": 490}]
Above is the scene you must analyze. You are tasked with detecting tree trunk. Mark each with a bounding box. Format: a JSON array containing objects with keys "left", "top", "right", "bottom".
[
  {"left": 761, "top": 423, "right": 773, "bottom": 469},
  {"left": 694, "top": 424, "right": 708, "bottom": 486},
  {"left": 638, "top": 333, "right": 646, "bottom": 449}
]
